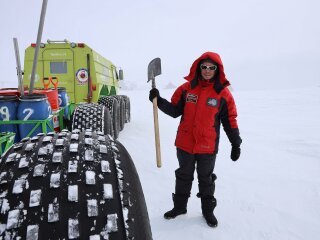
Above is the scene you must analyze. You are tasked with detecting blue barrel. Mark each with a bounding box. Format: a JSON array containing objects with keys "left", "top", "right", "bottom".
[
  {"left": 17, "top": 94, "right": 52, "bottom": 139},
  {"left": 58, "top": 87, "right": 69, "bottom": 118},
  {"left": 0, "top": 95, "right": 19, "bottom": 142}
]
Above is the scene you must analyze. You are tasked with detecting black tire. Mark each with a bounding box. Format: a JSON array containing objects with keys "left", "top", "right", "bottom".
[
  {"left": 71, "top": 103, "right": 112, "bottom": 136},
  {"left": 0, "top": 130, "right": 152, "bottom": 240},
  {"left": 98, "top": 97, "right": 120, "bottom": 140},
  {"left": 112, "top": 96, "right": 125, "bottom": 132},
  {"left": 119, "top": 95, "right": 130, "bottom": 123}
]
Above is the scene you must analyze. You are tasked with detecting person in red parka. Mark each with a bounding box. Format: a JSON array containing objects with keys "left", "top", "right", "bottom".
[{"left": 149, "top": 52, "right": 242, "bottom": 227}]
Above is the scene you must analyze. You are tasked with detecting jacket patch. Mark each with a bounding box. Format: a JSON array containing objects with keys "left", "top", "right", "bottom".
[
  {"left": 186, "top": 93, "right": 198, "bottom": 103},
  {"left": 207, "top": 98, "right": 218, "bottom": 107}
]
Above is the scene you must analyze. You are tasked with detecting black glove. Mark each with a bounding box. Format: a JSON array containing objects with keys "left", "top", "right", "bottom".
[
  {"left": 231, "top": 146, "right": 241, "bottom": 161},
  {"left": 149, "top": 88, "right": 160, "bottom": 102}
]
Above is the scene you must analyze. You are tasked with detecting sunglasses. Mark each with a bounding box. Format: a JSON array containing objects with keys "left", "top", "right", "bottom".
[{"left": 200, "top": 64, "right": 217, "bottom": 71}]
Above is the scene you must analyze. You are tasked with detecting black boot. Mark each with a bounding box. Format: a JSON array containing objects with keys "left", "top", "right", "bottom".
[
  {"left": 201, "top": 197, "right": 218, "bottom": 227},
  {"left": 164, "top": 193, "right": 188, "bottom": 219}
]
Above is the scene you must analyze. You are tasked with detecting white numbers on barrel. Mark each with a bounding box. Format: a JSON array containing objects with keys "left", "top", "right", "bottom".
[
  {"left": 0, "top": 106, "right": 10, "bottom": 121},
  {"left": 23, "top": 108, "right": 34, "bottom": 121},
  {"left": 47, "top": 100, "right": 52, "bottom": 114},
  {"left": 58, "top": 95, "right": 62, "bottom": 106}
]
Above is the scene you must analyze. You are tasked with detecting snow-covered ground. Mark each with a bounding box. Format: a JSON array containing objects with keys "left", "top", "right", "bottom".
[{"left": 118, "top": 86, "right": 320, "bottom": 240}]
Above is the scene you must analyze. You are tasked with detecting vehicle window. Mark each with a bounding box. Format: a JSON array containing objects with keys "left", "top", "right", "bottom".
[{"left": 50, "top": 62, "right": 67, "bottom": 74}]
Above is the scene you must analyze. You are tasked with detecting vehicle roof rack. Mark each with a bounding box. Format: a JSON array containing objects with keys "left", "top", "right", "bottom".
[{"left": 47, "top": 39, "right": 69, "bottom": 44}]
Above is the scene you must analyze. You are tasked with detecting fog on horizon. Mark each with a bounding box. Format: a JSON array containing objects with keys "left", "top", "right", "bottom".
[{"left": 1, "top": 0, "right": 319, "bottom": 91}]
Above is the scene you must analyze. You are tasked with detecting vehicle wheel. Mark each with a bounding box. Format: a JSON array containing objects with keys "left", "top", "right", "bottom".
[
  {"left": 111, "top": 96, "right": 125, "bottom": 132},
  {"left": 98, "top": 97, "right": 120, "bottom": 140},
  {"left": 71, "top": 103, "right": 112, "bottom": 136},
  {"left": 119, "top": 95, "right": 130, "bottom": 123},
  {"left": 0, "top": 130, "right": 152, "bottom": 240}
]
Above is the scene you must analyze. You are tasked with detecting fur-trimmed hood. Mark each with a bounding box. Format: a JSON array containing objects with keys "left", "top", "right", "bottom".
[{"left": 184, "top": 52, "right": 230, "bottom": 93}]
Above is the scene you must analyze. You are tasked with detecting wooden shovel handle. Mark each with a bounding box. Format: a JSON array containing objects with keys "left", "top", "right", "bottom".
[{"left": 153, "top": 97, "right": 162, "bottom": 168}]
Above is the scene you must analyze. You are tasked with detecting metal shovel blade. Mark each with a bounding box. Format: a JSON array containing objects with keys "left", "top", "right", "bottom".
[{"left": 147, "top": 58, "right": 162, "bottom": 82}]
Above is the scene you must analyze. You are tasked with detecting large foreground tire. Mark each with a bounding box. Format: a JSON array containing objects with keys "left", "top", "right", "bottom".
[
  {"left": 72, "top": 103, "right": 112, "bottom": 136},
  {"left": 0, "top": 130, "right": 152, "bottom": 240},
  {"left": 98, "top": 97, "right": 120, "bottom": 140}
]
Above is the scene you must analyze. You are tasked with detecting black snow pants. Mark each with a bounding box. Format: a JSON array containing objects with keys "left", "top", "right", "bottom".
[{"left": 175, "top": 148, "right": 217, "bottom": 198}]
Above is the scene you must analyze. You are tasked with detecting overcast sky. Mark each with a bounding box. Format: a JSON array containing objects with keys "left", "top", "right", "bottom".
[{"left": 1, "top": 0, "right": 319, "bottom": 90}]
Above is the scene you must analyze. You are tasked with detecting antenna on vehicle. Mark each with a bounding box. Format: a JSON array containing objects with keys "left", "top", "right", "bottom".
[
  {"left": 13, "top": 38, "right": 24, "bottom": 97},
  {"left": 29, "top": 0, "right": 49, "bottom": 94}
]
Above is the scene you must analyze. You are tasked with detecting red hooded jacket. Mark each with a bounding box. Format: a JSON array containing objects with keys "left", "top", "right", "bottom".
[{"left": 158, "top": 52, "right": 242, "bottom": 154}]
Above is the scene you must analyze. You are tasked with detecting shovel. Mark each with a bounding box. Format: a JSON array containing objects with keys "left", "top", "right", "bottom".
[{"left": 148, "top": 58, "right": 162, "bottom": 168}]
